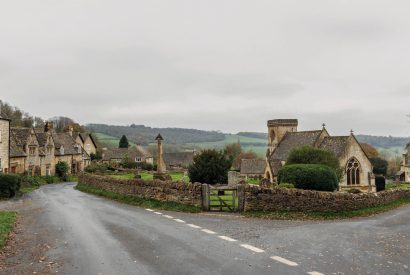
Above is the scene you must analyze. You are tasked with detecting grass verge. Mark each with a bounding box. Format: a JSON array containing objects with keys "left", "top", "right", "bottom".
[
  {"left": 0, "top": 212, "right": 17, "bottom": 249},
  {"left": 75, "top": 183, "right": 201, "bottom": 213},
  {"left": 243, "top": 197, "right": 410, "bottom": 220}
]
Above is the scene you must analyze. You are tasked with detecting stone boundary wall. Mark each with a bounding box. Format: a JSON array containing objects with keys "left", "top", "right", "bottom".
[
  {"left": 244, "top": 185, "right": 410, "bottom": 212},
  {"left": 78, "top": 173, "right": 202, "bottom": 206}
]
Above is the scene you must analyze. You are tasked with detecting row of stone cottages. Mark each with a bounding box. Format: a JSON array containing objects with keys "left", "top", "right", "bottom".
[{"left": 0, "top": 117, "right": 97, "bottom": 176}]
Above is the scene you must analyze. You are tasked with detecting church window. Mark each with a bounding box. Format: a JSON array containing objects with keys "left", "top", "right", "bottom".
[{"left": 346, "top": 158, "right": 361, "bottom": 185}]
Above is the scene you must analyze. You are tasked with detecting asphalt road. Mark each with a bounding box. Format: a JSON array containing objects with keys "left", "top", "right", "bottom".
[{"left": 2, "top": 183, "right": 410, "bottom": 275}]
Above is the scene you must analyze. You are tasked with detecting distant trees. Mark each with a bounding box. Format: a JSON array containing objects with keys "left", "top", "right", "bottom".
[
  {"left": 50, "top": 116, "right": 75, "bottom": 132},
  {"left": 188, "top": 149, "right": 233, "bottom": 184},
  {"left": 0, "top": 100, "right": 44, "bottom": 128},
  {"left": 224, "top": 142, "right": 258, "bottom": 170},
  {"left": 119, "top": 135, "right": 129, "bottom": 148},
  {"left": 63, "top": 123, "right": 86, "bottom": 133}
]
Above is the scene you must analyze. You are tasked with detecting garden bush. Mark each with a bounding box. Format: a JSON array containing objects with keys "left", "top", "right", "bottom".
[
  {"left": 278, "top": 164, "right": 339, "bottom": 192},
  {"left": 55, "top": 161, "right": 69, "bottom": 181},
  {"left": 0, "top": 174, "right": 21, "bottom": 198},
  {"left": 188, "top": 149, "right": 232, "bottom": 185},
  {"left": 375, "top": 175, "right": 386, "bottom": 192},
  {"left": 85, "top": 162, "right": 111, "bottom": 173},
  {"left": 286, "top": 146, "right": 343, "bottom": 181}
]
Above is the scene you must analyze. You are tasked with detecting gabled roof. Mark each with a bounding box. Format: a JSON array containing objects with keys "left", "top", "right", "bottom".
[
  {"left": 240, "top": 159, "right": 266, "bottom": 175},
  {"left": 10, "top": 138, "right": 26, "bottom": 158},
  {"left": 270, "top": 130, "right": 323, "bottom": 161},
  {"left": 52, "top": 132, "right": 81, "bottom": 156},
  {"left": 102, "top": 145, "right": 151, "bottom": 161},
  {"left": 11, "top": 127, "right": 38, "bottom": 147},
  {"left": 163, "top": 152, "right": 194, "bottom": 168},
  {"left": 319, "top": 136, "right": 350, "bottom": 158},
  {"left": 73, "top": 132, "right": 98, "bottom": 148}
]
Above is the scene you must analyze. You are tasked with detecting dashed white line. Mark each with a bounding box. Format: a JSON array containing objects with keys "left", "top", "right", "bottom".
[
  {"left": 187, "top": 224, "right": 202, "bottom": 229},
  {"left": 270, "top": 256, "right": 298, "bottom": 267},
  {"left": 145, "top": 209, "right": 154, "bottom": 212},
  {"left": 163, "top": 215, "right": 174, "bottom": 219},
  {"left": 308, "top": 272, "right": 324, "bottom": 275},
  {"left": 240, "top": 244, "right": 265, "bottom": 253},
  {"left": 153, "top": 212, "right": 163, "bottom": 215},
  {"left": 218, "top": 236, "right": 237, "bottom": 242},
  {"left": 201, "top": 229, "right": 216, "bottom": 235},
  {"left": 173, "top": 219, "right": 185, "bottom": 223}
]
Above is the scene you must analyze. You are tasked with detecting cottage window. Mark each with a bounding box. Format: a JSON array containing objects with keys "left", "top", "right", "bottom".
[
  {"left": 29, "top": 147, "right": 36, "bottom": 156},
  {"left": 346, "top": 158, "right": 361, "bottom": 185},
  {"left": 135, "top": 157, "right": 142, "bottom": 162},
  {"left": 60, "top": 146, "right": 65, "bottom": 155}
]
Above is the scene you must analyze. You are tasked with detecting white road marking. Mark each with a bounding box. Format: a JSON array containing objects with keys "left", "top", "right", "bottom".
[
  {"left": 218, "top": 236, "right": 237, "bottom": 242},
  {"left": 163, "top": 215, "right": 174, "bottom": 219},
  {"left": 145, "top": 209, "right": 154, "bottom": 212},
  {"left": 173, "top": 219, "right": 185, "bottom": 223},
  {"left": 187, "top": 224, "right": 202, "bottom": 229},
  {"left": 201, "top": 229, "right": 216, "bottom": 235},
  {"left": 154, "top": 212, "right": 163, "bottom": 215},
  {"left": 308, "top": 272, "right": 324, "bottom": 275},
  {"left": 240, "top": 244, "right": 265, "bottom": 253},
  {"left": 270, "top": 256, "right": 298, "bottom": 267}
]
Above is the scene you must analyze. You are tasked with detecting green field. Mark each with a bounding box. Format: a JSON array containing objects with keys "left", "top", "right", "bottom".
[
  {"left": 109, "top": 172, "right": 189, "bottom": 182},
  {"left": 95, "top": 132, "right": 267, "bottom": 157},
  {"left": 94, "top": 133, "right": 136, "bottom": 147}
]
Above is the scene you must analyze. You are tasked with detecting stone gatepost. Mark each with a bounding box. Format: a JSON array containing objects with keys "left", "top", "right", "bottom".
[{"left": 201, "top": 184, "right": 210, "bottom": 211}]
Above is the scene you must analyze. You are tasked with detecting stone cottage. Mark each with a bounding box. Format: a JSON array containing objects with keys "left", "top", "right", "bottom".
[
  {"left": 102, "top": 145, "right": 153, "bottom": 165},
  {"left": 163, "top": 152, "right": 195, "bottom": 170},
  {"left": 265, "top": 119, "right": 376, "bottom": 192},
  {"left": 0, "top": 116, "right": 10, "bottom": 173},
  {"left": 397, "top": 143, "right": 410, "bottom": 182},
  {"left": 240, "top": 159, "right": 266, "bottom": 179},
  {"left": 10, "top": 128, "right": 41, "bottom": 175},
  {"left": 73, "top": 131, "right": 98, "bottom": 157}
]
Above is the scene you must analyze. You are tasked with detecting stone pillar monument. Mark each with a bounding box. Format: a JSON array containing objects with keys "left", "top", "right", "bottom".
[{"left": 153, "top": 134, "right": 171, "bottom": 181}]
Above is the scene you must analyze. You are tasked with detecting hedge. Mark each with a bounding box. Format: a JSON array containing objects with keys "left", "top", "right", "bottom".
[
  {"left": 278, "top": 164, "right": 339, "bottom": 192},
  {"left": 375, "top": 176, "right": 386, "bottom": 192},
  {"left": 0, "top": 174, "right": 21, "bottom": 198}
]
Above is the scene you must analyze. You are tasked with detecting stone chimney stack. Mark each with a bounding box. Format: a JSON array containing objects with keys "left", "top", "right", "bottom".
[
  {"left": 69, "top": 126, "right": 74, "bottom": 137},
  {"left": 44, "top": 121, "right": 54, "bottom": 132}
]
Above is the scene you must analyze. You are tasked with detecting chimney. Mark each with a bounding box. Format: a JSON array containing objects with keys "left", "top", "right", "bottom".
[
  {"left": 69, "top": 126, "right": 73, "bottom": 137},
  {"left": 44, "top": 121, "right": 54, "bottom": 132}
]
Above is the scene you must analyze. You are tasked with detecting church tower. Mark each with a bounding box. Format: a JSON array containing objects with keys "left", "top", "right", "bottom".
[{"left": 267, "top": 119, "right": 298, "bottom": 154}]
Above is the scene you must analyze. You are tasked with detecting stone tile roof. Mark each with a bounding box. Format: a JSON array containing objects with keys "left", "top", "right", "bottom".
[
  {"left": 268, "top": 159, "right": 283, "bottom": 175},
  {"left": 270, "top": 130, "right": 323, "bottom": 161},
  {"left": 319, "top": 136, "right": 350, "bottom": 158},
  {"left": 10, "top": 138, "right": 26, "bottom": 158},
  {"left": 163, "top": 152, "right": 194, "bottom": 168},
  {"left": 11, "top": 128, "right": 32, "bottom": 147},
  {"left": 52, "top": 132, "right": 81, "bottom": 156},
  {"left": 102, "top": 146, "right": 151, "bottom": 161},
  {"left": 35, "top": 132, "right": 49, "bottom": 147},
  {"left": 240, "top": 159, "right": 266, "bottom": 175}
]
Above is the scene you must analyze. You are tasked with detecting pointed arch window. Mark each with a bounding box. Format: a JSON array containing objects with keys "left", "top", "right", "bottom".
[{"left": 346, "top": 158, "right": 361, "bottom": 185}]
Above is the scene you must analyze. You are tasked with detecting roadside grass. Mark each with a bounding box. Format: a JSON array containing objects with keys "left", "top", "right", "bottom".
[
  {"left": 244, "top": 197, "right": 410, "bottom": 220},
  {"left": 75, "top": 183, "right": 201, "bottom": 213},
  {"left": 386, "top": 182, "right": 410, "bottom": 190},
  {"left": 0, "top": 212, "right": 17, "bottom": 249},
  {"left": 109, "top": 172, "right": 189, "bottom": 182}
]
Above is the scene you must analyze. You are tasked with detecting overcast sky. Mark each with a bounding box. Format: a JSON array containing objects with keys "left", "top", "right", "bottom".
[{"left": 1, "top": 0, "right": 410, "bottom": 136}]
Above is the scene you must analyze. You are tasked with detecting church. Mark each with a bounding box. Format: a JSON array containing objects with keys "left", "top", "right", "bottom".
[{"left": 265, "top": 119, "right": 376, "bottom": 192}]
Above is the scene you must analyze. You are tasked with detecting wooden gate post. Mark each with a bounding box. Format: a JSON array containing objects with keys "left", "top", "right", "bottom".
[
  {"left": 201, "top": 184, "right": 210, "bottom": 211},
  {"left": 237, "top": 184, "right": 245, "bottom": 212}
]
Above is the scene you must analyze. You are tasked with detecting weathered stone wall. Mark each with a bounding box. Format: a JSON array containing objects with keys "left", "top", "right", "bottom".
[
  {"left": 0, "top": 119, "right": 10, "bottom": 172},
  {"left": 244, "top": 185, "right": 410, "bottom": 212},
  {"left": 78, "top": 173, "right": 202, "bottom": 206}
]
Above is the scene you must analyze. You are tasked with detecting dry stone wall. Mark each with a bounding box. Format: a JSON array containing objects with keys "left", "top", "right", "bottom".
[
  {"left": 244, "top": 185, "right": 410, "bottom": 212},
  {"left": 78, "top": 173, "right": 202, "bottom": 206}
]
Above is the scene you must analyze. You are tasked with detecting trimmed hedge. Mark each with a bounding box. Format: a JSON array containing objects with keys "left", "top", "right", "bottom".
[
  {"left": 278, "top": 164, "right": 339, "bottom": 192},
  {"left": 0, "top": 174, "right": 21, "bottom": 198}
]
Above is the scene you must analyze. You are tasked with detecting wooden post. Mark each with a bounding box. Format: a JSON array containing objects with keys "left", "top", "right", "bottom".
[
  {"left": 201, "top": 184, "right": 210, "bottom": 211},
  {"left": 237, "top": 184, "right": 245, "bottom": 212}
]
